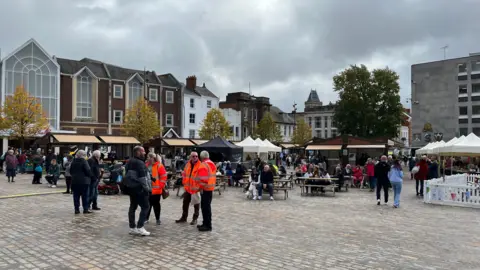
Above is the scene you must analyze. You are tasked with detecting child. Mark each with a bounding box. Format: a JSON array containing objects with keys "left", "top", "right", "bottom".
[{"left": 32, "top": 164, "right": 43, "bottom": 184}]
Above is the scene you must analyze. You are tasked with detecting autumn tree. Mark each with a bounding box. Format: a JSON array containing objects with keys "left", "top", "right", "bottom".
[
  {"left": 255, "top": 112, "right": 283, "bottom": 142},
  {"left": 0, "top": 86, "right": 49, "bottom": 149},
  {"left": 291, "top": 118, "right": 312, "bottom": 146},
  {"left": 123, "top": 99, "right": 162, "bottom": 144},
  {"left": 333, "top": 65, "right": 403, "bottom": 138},
  {"left": 199, "top": 108, "right": 232, "bottom": 139}
]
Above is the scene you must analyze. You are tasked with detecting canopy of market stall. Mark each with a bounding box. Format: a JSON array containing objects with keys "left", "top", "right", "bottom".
[{"left": 263, "top": 139, "right": 281, "bottom": 152}]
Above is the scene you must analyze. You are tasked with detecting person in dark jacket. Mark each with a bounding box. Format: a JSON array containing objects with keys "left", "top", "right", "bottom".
[
  {"left": 45, "top": 149, "right": 56, "bottom": 173},
  {"left": 415, "top": 156, "right": 429, "bottom": 196},
  {"left": 256, "top": 164, "right": 274, "bottom": 201},
  {"left": 375, "top": 155, "right": 391, "bottom": 205},
  {"left": 233, "top": 163, "right": 245, "bottom": 187},
  {"left": 125, "top": 146, "right": 151, "bottom": 236},
  {"left": 87, "top": 151, "right": 102, "bottom": 211},
  {"left": 408, "top": 157, "right": 416, "bottom": 180},
  {"left": 70, "top": 150, "right": 93, "bottom": 214},
  {"left": 427, "top": 159, "right": 439, "bottom": 180}
]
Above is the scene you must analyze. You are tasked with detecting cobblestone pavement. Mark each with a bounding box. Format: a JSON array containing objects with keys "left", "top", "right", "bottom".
[{"left": 0, "top": 173, "right": 479, "bottom": 270}]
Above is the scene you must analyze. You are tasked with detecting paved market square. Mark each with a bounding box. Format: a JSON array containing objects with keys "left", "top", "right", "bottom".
[{"left": 0, "top": 173, "right": 479, "bottom": 270}]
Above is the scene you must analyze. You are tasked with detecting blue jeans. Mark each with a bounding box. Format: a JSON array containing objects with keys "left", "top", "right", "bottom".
[
  {"left": 19, "top": 163, "right": 26, "bottom": 173},
  {"left": 369, "top": 176, "right": 377, "bottom": 190},
  {"left": 257, "top": 183, "right": 273, "bottom": 197},
  {"left": 391, "top": 181, "right": 402, "bottom": 207},
  {"left": 88, "top": 179, "right": 99, "bottom": 208},
  {"left": 72, "top": 184, "right": 90, "bottom": 212}
]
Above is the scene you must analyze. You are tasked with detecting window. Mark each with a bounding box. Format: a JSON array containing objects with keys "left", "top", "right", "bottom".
[
  {"left": 324, "top": 116, "right": 328, "bottom": 128},
  {"left": 473, "top": 74, "right": 480, "bottom": 80},
  {"left": 243, "top": 127, "right": 247, "bottom": 137},
  {"left": 473, "top": 84, "right": 480, "bottom": 93},
  {"left": 207, "top": 100, "right": 212, "bottom": 108},
  {"left": 166, "top": 91, "right": 174, "bottom": 103},
  {"left": 472, "top": 61, "right": 480, "bottom": 72},
  {"left": 114, "top": 85, "right": 123, "bottom": 99},
  {"left": 473, "top": 118, "right": 480, "bottom": 124},
  {"left": 289, "top": 126, "right": 292, "bottom": 135},
  {"left": 165, "top": 114, "right": 174, "bottom": 126},
  {"left": 149, "top": 88, "right": 158, "bottom": 101},
  {"left": 473, "top": 105, "right": 480, "bottom": 115},
  {"left": 189, "top": 113, "right": 195, "bottom": 124},
  {"left": 474, "top": 128, "right": 480, "bottom": 136},
  {"left": 308, "top": 117, "right": 312, "bottom": 127},
  {"left": 314, "top": 117, "right": 321, "bottom": 128},
  {"left": 128, "top": 80, "right": 142, "bottom": 108},
  {"left": 76, "top": 70, "right": 93, "bottom": 119},
  {"left": 189, "top": 129, "right": 195, "bottom": 138},
  {"left": 331, "top": 119, "right": 336, "bottom": 128},
  {"left": 459, "top": 106, "right": 468, "bottom": 115},
  {"left": 458, "top": 75, "right": 468, "bottom": 81},
  {"left": 190, "top": 98, "right": 195, "bottom": 108},
  {"left": 473, "top": 96, "right": 480, "bottom": 102},
  {"left": 459, "top": 119, "right": 468, "bottom": 124},
  {"left": 243, "top": 107, "right": 248, "bottom": 119},
  {"left": 458, "top": 63, "right": 467, "bottom": 73},
  {"left": 113, "top": 110, "right": 123, "bottom": 124},
  {"left": 253, "top": 110, "right": 257, "bottom": 121},
  {"left": 459, "top": 85, "right": 468, "bottom": 94},
  {"left": 235, "top": 127, "right": 239, "bottom": 137},
  {"left": 316, "top": 130, "right": 321, "bottom": 138},
  {"left": 230, "top": 126, "right": 234, "bottom": 135},
  {"left": 284, "top": 125, "right": 287, "bottom": 136},
  {"left": 459, "top": 128, "right": 468, "bottom": 136},
  {"left": 458, "top": 97, "right": 468, "bottom": 102},
  {"left": 332, "top": 129, "right": 337, "bottom": 137}
]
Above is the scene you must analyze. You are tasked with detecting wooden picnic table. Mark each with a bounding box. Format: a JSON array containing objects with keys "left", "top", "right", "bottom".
[{"left": 296, "top": 177, "right": 339, "bottom": 197}]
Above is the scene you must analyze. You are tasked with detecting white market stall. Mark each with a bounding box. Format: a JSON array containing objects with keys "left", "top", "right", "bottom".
[
  {"left": 263, "top": 139, "right": 281, "bottom": 152},
  {"left": 236, "top": 136, "right": 269, "bottom": 161}
]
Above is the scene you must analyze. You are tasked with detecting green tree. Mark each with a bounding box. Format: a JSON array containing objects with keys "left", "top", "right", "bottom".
[
  {"left": 254, "top": 112, "right": 283, "bottom": 142},
  {"left": 123, "top": 99, "right": 162, "bottom": 144},
  {"left": 199, "top": 108, "right": 233, "bottom": 139},
  {"left": 291, "top": 119, "right": 312, "bottom": 146},
  {"left": 0, "top": 86, "right": 49, "bottom": 149},
  {"left": 333, "top": 65, "right": 403, "bottom": 138}
]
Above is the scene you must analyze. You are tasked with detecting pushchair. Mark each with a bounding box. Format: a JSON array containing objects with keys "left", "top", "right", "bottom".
[{"left": 98, "top": 164, "right": 122, "bottom": 195}]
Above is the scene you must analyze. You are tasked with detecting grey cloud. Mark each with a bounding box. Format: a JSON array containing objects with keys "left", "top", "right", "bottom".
[{"left": 1, "top": 0, "right": 479, "bottom": 112}]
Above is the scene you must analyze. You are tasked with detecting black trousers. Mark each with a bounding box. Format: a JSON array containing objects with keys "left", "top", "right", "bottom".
[
  {"left": 376, "top": 179, "right": 389, "bottom": 202},
  {"left": 416, "top": 180, "right": 424, "bottom": 195},
  {"left": 146, "top": 194, "right": 161, "bottom": 221},
  {"left": 32, "top": 171, "right": 42, "bottom": 184},
  {"left": 181, "top": 192, "right": 199, "bottom": 221},
  {"left": 72, "top": 184, "right": 89, "bottom": 211},
  {"left": 65, "top": 176, "right": 72, "bottom": 192},
  {"left": 201, "top": 190, "right": 213, "bottom": 228},
  {"left": 128, "top": 191, "right": 149, "bottom": 229}
]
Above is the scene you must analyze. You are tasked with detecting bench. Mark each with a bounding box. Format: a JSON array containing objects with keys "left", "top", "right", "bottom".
[{"left": 297, "top": 177, "right": 339, "bottom": 197}]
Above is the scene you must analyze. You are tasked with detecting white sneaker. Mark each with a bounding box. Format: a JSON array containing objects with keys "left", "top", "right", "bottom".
[
  {"left": 253, "top": 196, "right": 257, "bottom": 200},
  {"left": 51, "top": 185, "right": 56, "bottom": 188},
  {"left": 270, "top": 196, "right": 274, "bottom": 201},
  {"left": 137, "top": 227, "right": 150, "bottom": 236},
  {"left": 258, "top": 196, "right": 262, "bottom": 200},
  {"left": 129, "top": 228, "right": 138, "bottom": 235},
  {"left": 377, "top": 199, "right": 380, "bottom": 205}
]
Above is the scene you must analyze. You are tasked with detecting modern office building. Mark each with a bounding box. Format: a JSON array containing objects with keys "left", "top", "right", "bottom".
[{"left": 411, "top": 53, "right": 480, "bottom": 148}]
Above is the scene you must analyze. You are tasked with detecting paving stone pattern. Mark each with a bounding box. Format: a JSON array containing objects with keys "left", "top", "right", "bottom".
[{"left": 0, "top": 173, "right": 479, "bottom": 270}]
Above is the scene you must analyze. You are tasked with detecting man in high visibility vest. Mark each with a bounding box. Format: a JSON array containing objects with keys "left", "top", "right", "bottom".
[
  {"left": 197, "top": 150, "right": 216, "bottom": 232},
  {"left": 175, "top": 152, "right": 201, "bottom": 225}
]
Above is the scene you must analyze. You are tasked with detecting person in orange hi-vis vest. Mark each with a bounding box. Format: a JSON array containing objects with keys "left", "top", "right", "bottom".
[
  {"left": 197, "top": 150, "right": 217, "bottom": 232},
  {"left": 175, "top": 151, "right": 201, "bottom": 225},
  {"left": 145, "top": 154, "right": 167, "bottom": 225}
]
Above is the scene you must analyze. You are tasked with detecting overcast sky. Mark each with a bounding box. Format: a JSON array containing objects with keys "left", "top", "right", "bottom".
[{"left": 1, "top": 0, "right": 479, "bottom": 112}]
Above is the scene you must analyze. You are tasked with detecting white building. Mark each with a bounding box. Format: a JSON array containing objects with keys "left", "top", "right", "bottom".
[
  {"left": 270, "top": 106, "right": 295, "bottom": 142},
  {"left": 222, "top": 108, "right": 242, "bottom": 141},
  {"left": 302, "top": 90, "right": 338, "bottom": 138},
  {"left": 182, "top": 76, "right": 219, "bottom": 138}
]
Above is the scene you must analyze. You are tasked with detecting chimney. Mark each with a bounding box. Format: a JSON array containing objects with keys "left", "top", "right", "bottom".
[
  {"left": 202, "top": 82, "right": 205, "bottom": 88},
  {"left": 186, "top": 75, "right": 197, "bottom": 89}
]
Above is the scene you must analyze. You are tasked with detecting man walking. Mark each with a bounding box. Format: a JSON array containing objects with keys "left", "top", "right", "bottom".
[
  {"left": 175, "top": 152, "right": 201, "bottom": 225},
  {"left": 198, "top": 151, "right": 216, "bottom": 232},
  {"left": 375, "top": 155, "right": 391, "bottom": 205},
  {"left": 124, "top": 146, "right": 151, "bottom": 236},
  {"left": 87, "top": 150, "right": 102, "bottom": 211}
]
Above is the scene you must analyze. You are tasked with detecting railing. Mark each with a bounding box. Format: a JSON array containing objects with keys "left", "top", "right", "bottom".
[{"left": 425, "top": 173, "right": 480, "bottom": 208}]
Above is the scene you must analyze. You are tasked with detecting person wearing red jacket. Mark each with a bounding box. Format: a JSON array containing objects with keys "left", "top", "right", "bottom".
[
  {"left": 415, "top": 156, "right": 429, "bottom": 196},
  {"left": 198, "top": 150, "right": 216, "bottom": 232}
]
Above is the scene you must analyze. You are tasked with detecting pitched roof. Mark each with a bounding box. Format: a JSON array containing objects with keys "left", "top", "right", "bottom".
[
  {"left": 182, "top": 83, "right": 218, "bottom": 99},
  {"left": 306, "top": 90, "right": 321, "bottom": 103},
  {"left": 105, "top": 63, "right": 159, "bottom": 83},
  {"left": 270, "top": 106, "right": 295, "bottom": 124},
  {"left": 158, "top": 73, "right": 181, "bottom": 88},
  {"left": 56, "top": 57, "right": 109, "bottom": 78}
]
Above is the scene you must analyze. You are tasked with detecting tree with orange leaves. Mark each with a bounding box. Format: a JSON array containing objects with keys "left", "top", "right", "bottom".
[{"left": 0, "top": 86, "right": 49, "bottom": 148}]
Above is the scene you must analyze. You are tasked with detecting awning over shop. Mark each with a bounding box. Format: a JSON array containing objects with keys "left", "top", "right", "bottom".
[
  {"left": 347, "top": 145, "right": 385, "bottom": 149},
  {"left": 281, "top": 143, "right": 298, "bottom": 148},
  {"left": 98, "top": 136, "right": 140, "bottom": 144},
  {"left": 163, "top": 139, "right": 195, "bottom": 147},
  {"left": 191, "top": 139, "right": 209, "bottom": 145},
  {"left": 305, "top": 145, "right": 341, "bottom": 150},
  {"left": 52, "top": 134, "right": 101, "bottom": 144}
]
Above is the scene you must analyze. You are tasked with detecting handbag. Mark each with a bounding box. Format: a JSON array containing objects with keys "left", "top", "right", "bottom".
[
  {"left": 412, "top": 165, "right": 420, "bottom": 174},
  {"left": 161, "top": 188, "right": 170, "bottom": 199}
]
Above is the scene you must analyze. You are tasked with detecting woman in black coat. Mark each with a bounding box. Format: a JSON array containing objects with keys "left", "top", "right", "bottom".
[{"left": 69, "top": 150, "right": 94, "bottom": 214}]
